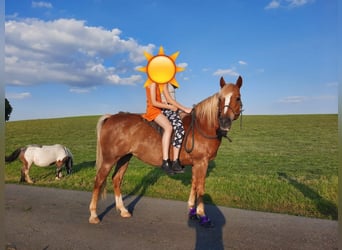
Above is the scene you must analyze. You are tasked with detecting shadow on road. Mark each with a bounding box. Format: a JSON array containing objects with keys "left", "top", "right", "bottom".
[
  {"left": 98, "top": 168, "right": 162, "bottom": 220},
  {"left": 98, "top": 160, "right": 218, "bottom": 219},
  {"left": 188, "top": 194, "right": 226, "bottom": 250},
  {"left": 125, "top": 168, "right": 163, "bottom": 214}
]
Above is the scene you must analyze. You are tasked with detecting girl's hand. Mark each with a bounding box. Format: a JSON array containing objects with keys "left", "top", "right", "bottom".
[
  {"left": 184, "top": 107, "right": 192, "bottom": 114},
  {"left": 169, "top": 105, "right": 178, "bottom": 112}
]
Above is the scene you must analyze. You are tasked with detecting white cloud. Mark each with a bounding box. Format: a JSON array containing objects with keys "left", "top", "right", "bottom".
[
  {"left": 32, "top": 1, "right": 53, "bottom": 9},
  {"left": 287, "top": 0, "right": 314, "bottom": 8},
  {"left": 177, "top": 62, "right": 188, "bottom": 68},
  {"left": 6, "top": 92, "right": 32, "bottom": 100},
  {"left": 238, "top": 60, "right": 247, "bottom": 65},
  {"left": 312, "top": 95, "right": 336, "bottom": 101},
  {"left": 5, "top": 12, "right": 19, "bottom": 19},
  {"left": 265, "top": 0, "right": 281, "bottom": 10},
  {"left": 278, "top": 96, "right": 307, "bottom": 103},
  {"left": 69, "top": 87, "right": 96, "bottom": 94},
  {"left": 325, "top": 81, "right": 338, "bottom": 88},
  {"left": 265, "top": 0, "right": 314, "bottom": 10},
  {"left": 106, "top": 74, "right": 143, "bottom": 85},
  {"left": 213, "top": 68, "right": 239, "bottom": 77},
  {"left": 278, "top": 95, "right": 336, "bottom": 104},
  {"left": 5, "top": 18, "right": 155, "bottom": 89}
]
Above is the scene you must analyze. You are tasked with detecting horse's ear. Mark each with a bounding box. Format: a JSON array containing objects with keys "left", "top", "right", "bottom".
[
  {"left": 220, "top": 76, "right": 225, "bottom": 88},
  {"left": 236, "top": 76, "right": 243, "bottom": 88}
]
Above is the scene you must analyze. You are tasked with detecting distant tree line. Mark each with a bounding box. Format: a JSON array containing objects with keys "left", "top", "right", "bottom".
[{"left": 5, "top": 98, "right": 13, "bottom": 121}]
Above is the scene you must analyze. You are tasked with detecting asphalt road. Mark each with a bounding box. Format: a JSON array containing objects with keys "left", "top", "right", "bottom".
[{"left": 5, "top": 184, "right": 337, "bottom": 250}]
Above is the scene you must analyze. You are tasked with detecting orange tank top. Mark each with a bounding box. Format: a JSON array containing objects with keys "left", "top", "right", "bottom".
[{"left": 142, "top": 84, "right": 162, "bottom": 121}]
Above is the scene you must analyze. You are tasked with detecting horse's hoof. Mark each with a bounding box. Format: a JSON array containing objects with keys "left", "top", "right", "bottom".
[
  {"left": 188, "top": 207, "right": 198, "bottom": 220},
  {"left": 89, "top": 216, "right": 100, "bottom": 224},
  {"left": 55, "top": 177, "right": 61, "bottom": 181},
  {"left": 199, "top": 215, "right": 214, "bottom": 228},
  {"left": 120, "top": 211, "right": 132, "bottom": 218},
  {"left": 189, "top": 214, "right": 198, "bottom": 220}
]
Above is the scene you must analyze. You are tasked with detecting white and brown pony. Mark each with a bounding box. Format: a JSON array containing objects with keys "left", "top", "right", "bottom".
[
  {"left": 89, "top": 76, "right": 243, "bottom": 227},
  {"left": 5, "top": 144, "right": 73, "bottom": 183}
]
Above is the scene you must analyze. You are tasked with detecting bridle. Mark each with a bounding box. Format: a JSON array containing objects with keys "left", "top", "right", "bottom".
[
  {"left": 184, "top": 98, "right": 243, "bottom": 153},
  {"left": 219, "top": 102, "right": 244, "bottom": 130}
]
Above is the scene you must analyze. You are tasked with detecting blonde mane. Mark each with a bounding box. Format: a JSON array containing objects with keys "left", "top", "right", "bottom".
[{"left": 194, "top": 93, "right": 219, "bottom": 127}]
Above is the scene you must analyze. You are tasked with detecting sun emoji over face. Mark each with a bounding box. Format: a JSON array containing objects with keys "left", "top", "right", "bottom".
[{"left": 138, "top": 46, "right": 184, "bottom": 88}]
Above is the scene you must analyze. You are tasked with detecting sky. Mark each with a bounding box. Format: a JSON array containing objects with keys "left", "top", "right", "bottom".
[{"left": 4, "top": 0, "right": 338, "bottom": 121}]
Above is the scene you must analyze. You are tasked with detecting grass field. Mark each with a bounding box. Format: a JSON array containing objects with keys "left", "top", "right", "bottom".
[{"left": 4, "top": 114, "right": 338, "bottom": 220}]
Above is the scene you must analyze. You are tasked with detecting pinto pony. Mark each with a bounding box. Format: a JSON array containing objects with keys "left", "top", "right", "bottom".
[
  {"left": 5, "top": 144, "right": 73, "bottom": 183},
  {"left": 89, "top": 76, "right": 243, "bottom": 226}
]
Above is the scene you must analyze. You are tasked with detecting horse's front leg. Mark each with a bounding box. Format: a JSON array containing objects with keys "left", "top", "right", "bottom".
[
  {"left": 188, "top": 160, "right": 211, "bottom": 226},
  {"left": 188, "top": 170, "right": 197, "bottom": 220},
  {"left": 55, "top": 160, "right": 63, "bottom": 180}
]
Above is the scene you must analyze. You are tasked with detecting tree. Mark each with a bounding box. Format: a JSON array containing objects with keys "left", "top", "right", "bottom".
[{"left": 5, "top": 98, "right": 13, "bottom": 121}]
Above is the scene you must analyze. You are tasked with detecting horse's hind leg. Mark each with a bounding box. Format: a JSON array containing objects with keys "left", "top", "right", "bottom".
[
  {"left": 20, "top": 157, "right": 34, "bottom": 183},
  {"left": 112, "top": 154, "right": 132, "bottom": 218},
  {"left": 22, "top": 166, "right": 34, "bottom": 183},
  {"left": 89, "top": 163, "right": 113, "bottom": 224}
]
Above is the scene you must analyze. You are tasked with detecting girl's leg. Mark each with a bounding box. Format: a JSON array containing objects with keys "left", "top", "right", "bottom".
[
  {"left": 171, "top": 114, "right": 185, "bottom": 172},
  {"left": 162, "top": 110, "right": 185, "bottom": 151},
  {"left": 161, "top": 110, "right": 185, "bottom": 173},
  {"left": 154, "top": 114, "right": 175, "bottom": 174},
  {"left": 173, "top": 147, "right": 180, "bottom": 162},
  {"left": 172, "top": 115, "right": 185, "bottom": 156},
  {"left": 154, "top": 114, "right": 172, "bottom": 160}
]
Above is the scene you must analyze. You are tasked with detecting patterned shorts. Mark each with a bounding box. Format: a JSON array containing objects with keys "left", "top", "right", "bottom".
[{"left": 162, "top": 109, "right": 185, "bottom": 148}]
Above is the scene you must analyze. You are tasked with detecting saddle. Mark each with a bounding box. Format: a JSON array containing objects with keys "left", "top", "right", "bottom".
[{"left": 143, "top": 118, "right": 164, "bottom": 135}]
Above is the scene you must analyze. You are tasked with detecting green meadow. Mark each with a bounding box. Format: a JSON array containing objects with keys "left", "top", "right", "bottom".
[{"left": 5, "top": 114, "right": 338, "bottom": 220}]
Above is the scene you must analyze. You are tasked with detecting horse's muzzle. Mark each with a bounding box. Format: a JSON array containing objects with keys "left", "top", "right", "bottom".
[
  {"left": 216, "top": 128, "right": 228, "bottom": 138},
  {"left": 219, "top": 117, "right": 232, "bottom": 132}
]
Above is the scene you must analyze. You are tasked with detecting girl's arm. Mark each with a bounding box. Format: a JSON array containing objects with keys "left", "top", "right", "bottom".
[
  {"left": 163, "top": 85, "right": 192, "bottom": 113},
  {"left": 150, "top": 83, "right": 177, "bottom": 111}
]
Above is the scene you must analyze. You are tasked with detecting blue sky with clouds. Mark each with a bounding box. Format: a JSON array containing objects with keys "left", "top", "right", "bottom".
[{"left": 5, "top": 0, "right": 338, "bottom": 121}]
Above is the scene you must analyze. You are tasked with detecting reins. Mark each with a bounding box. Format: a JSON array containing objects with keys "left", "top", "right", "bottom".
[
  {"left": 184, "top": 108, "right": 215, "bottom": 153},
  {"left": 184, "top": 108, "right": 198, "bottom": 153}
]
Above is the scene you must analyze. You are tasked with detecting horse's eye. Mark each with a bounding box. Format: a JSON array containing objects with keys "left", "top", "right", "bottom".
[{"left": 236, "top": 97, "right": 241, "bottom": 102}]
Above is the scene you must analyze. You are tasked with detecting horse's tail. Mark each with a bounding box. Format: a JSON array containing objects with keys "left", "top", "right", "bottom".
[
  {"left": 96, "top": 114, "right": 111, "bottom": 199},
  {"left": 5, "top": 147, "right": 24, "bottom": 163}
]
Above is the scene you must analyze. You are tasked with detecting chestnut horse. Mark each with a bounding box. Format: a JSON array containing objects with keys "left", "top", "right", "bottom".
[{"left": 89, "top": 76, "right": 243, "bottom": 226}]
